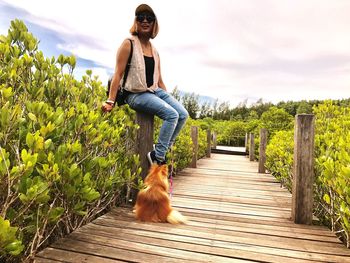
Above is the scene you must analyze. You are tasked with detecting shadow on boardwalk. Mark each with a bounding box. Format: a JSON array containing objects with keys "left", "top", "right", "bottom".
[{"left": 36, "top": 154, "right": 350, "bottom": 263}]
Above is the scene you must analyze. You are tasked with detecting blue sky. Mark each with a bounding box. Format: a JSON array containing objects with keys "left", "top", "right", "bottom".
[{"left": 1, "top": 0, "right": 349, "bottom": 106}]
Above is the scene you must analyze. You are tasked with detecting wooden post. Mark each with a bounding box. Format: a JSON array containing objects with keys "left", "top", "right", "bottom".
[
  {"left": 258, "top": 129, "right": 268, "bottom": 173},
  {"left": 191, "top": 126, "right": 198, "bottom": 168},
  {"left": 130, "top": 112, "right": 154, "bottom": 203},
  {"left": 212, "top": 132, "right": 217, "bottom": 149},
  {"left": 292, "top": 114, "right": 315, "bottom": 225},
  {"left": 249, "top": 133, "right": 255, "bottom": 161},
  {"left": 206, "top": 129, "right": 211, "bottom": 158},
  {"left": 245, "top": 133, "right": 249, "bottom": 154}
]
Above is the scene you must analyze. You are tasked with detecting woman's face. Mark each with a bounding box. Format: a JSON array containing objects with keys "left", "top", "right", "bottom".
[{"left": 136, "top": 13, "right": 155, "bottom": 36}]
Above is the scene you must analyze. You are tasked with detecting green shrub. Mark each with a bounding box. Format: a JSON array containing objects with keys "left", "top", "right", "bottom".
[
  {"left": 265, "top": 130, "right": 294, "bottom": 190},
  {"left": 0, "top": 20, "right": 140, "bottom": 262},
  {"left": 313, "top": 101, "right": 350, "bottom": 246},
  {"left": 265, "top": 101, "right": 350, "bottom": 247}
]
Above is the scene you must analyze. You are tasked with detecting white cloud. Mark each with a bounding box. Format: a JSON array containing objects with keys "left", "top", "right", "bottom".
[{"left": 1, "top": 0, "right": 350, "bottom": 106}]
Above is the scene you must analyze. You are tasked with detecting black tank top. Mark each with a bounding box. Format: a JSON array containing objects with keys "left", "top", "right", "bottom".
[{"left": 144, "top": 56, "right": 155, "bottom": 87}]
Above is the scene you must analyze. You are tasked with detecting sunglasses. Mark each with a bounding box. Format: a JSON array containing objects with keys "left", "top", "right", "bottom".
[{"left": 136, "top": 14, "right": 156, "bottom": 23}]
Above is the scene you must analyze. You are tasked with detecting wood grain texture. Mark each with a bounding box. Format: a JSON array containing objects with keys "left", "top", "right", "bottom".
[
  {"left": 249, "top": 133, "right": 255, "bottom": 161},
  {"left": 292, "top": 114, "right": 315, "bottom": 224},
  {"left": 191, "top": 126, "right": 198, "bottom": 168},
  {"left": 258, "top": 128, "right": 267, "bottom": 174},
  {"left": 36, "top": 154, "right": 350, "bottom": 263}
]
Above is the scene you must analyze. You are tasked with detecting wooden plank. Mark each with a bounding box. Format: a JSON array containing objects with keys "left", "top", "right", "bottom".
[
  {"left": 36, "top": 153, "right": 350, "bottom": 263},
  {"left": 58, "top": 231, "right": 251, "bottom": 263},
  {"left": 81, "top": 221, "right": 349, "bottom": 263},
  {"left": 51, "top": 237, "right": 200, "bottom": 263},
  {"left": 105, "top": 209, "right": 339, "bottom": 242},
  {"left": 93, "top": 217, "right": 350, "bottom": 256},
  {"left": 108, "top": 208, "right": 335, "bottom": 236},
  {"left": 173, "top": 192, "right": 292, "bottom": 208},
  {"left": 78, "top": 223, "right": 316, "bottom": 263},
  {"left": 36, "top": 247, "right": 124, "bottom": 263},
  {"left": 34, "top": 257, "right": 65, "bottom": 263}
]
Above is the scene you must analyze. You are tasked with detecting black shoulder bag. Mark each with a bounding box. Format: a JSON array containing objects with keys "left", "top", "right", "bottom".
[{"left": 107, "top": 39, "right": 133, "bottom": 106}]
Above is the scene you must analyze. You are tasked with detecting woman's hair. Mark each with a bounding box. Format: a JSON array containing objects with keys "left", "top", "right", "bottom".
[{"left": 130, "top": 16, "right": 159, "bottom": 39}]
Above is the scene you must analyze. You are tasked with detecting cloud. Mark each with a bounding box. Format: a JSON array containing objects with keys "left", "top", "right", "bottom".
[{"left": 1, "top": 0, "right": 350, "bottom": 106}]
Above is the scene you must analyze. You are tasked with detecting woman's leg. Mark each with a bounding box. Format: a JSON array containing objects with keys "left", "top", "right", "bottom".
[
  {"left": 154, "top": 88, "right": 189, "bottom": 147},
  {"left": 126, "top": 91, "right": 179, "bottom": 162}
]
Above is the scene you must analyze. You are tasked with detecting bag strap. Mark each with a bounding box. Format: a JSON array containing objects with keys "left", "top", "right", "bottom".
[{"left": 121, "top": 39, "right": 133, "bottom": 88}]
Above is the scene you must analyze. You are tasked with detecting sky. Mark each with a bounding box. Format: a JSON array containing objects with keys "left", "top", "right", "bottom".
[{"left": 0, "top": 0, "right": 349, "bottom": 107}]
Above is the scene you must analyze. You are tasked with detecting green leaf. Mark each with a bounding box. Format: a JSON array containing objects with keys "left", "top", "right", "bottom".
[
  {"left": 5, "top": 240, "right": 24, "bottom": 256},
  {"left": 323, "top": 194, "right": 331, "bottom": 204},
  {"left": 28, "top": 112, "right": 37, "bottom": 122},
  {"left": 48, "top": 207, "right": 64, "bottom": 222},
  {"left": 26, "top": 133, "right": 34, "bottom": 148}
]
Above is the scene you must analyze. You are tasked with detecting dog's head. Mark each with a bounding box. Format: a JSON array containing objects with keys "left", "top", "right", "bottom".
[{"left": 145, "top": 164, "right": 169, "bottom": 190}]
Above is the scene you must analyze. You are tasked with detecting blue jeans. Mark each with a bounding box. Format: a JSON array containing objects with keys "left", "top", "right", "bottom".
[{"left": 126, "top": 88, "right": 189, "bottom": 161}]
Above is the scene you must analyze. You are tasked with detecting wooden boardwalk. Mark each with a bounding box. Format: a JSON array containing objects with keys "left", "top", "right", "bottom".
[{"left": 36, "top": 154, "right": 350, "bottom": 262}]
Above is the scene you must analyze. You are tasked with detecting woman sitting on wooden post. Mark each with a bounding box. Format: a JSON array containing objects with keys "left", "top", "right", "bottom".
[{"left": 102, "top": 4, "right": 188, "bottom": 165}]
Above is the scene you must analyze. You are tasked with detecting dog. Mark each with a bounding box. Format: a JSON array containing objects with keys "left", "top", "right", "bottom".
[{"left": 134, "top": 164, "right": 187, "bottom": 224}]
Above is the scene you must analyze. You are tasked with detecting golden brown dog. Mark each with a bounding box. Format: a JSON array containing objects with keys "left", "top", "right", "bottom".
[{"left": 134, "top": 164, "right": 187, "bottom": 224}]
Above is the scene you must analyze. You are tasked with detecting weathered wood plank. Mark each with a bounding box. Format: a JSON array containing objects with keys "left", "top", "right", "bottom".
[
  {"left": 76, "top": 224, "right": 316, "bottom": 263},
  {"left": 191, "top": 126, "right": 198, "bottom": 168},
  {"left": 292, "top": 114, "right": 315, "bottom": 224},
  {"left": 36, "top": 247, "right": 124, "bottom": 262},
  {"left": 258, "top": 128, "right": 268, "bottom": 173},
  {"left": 104, "top": 210, "right": 339, "bottom": 243},
  {"left": 51, "top": 237, "right": 200, "bottom": 263},
  {"left": 249, "top": 133, "right": 255, "bottom": 161},
  {"left": 36, "top": 153, "right": 350, "bottom": 263},
  {"left": 80, "top": 222, "right": 348, "bottom": 263},
  {"left": 93, "top": 217, "right": 349, "bottom": 256}
]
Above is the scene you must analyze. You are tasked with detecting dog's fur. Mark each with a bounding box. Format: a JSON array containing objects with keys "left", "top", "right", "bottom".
[{"left": 134, "top": 164, "right": 187, "bottom": 224}]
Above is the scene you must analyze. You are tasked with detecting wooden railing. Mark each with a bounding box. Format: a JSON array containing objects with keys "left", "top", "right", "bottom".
[
  {"left": 132, "top": 113, "right": 212, "bottom": 201},
  {"left": 247, "top": 114, "right": 316, "bottom": 225}
]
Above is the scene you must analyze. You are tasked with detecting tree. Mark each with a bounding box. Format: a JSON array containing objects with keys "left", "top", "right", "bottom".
[
  {"left": 199, "top": 101, "right": 212, "bottom": 118},
  {"left": 182, "top": 92, "right": 200, "bottom": 119},
  {"left": 296, "top": 100, "right": 313, "bottom": 114},
  {"left": 171, "top": 86, "right": 181, "bottom": 101},
  {"left": 260, "top": 107, "right": 294, "bottom": 136},
  {"left": 250, "top": 98, "right": 274, "bottom": 117}
]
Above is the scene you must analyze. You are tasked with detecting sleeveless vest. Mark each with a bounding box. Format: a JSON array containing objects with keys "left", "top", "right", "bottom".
[{"left": 122, "top": 36, "right": 160, "bottom": 93}]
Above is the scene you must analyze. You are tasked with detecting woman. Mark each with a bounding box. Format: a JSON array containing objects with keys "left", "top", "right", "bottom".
[{"left": 102, "top": 4, "right": 188, "bottom": 166}]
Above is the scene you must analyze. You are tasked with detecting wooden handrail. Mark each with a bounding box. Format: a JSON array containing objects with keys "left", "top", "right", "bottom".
[
  {"left": 258, "top": 128, "right": 268, "bottom": 173},
  {"left": 191, "top": 126, "right": 198, "bottom": 168},
  {"left": 249, "top": 133, "right": 255, "bottom": 161},
  {"left": 291, "top": 114, "right": 315, "bottom": 225}
]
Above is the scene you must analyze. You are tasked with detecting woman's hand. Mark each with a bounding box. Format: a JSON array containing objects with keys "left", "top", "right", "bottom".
[{"left": 101, "top": 101, "right": 114, "bottom": 112}]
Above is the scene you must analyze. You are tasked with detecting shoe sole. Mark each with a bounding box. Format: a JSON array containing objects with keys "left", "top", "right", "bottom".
[{"left": 147, "top": 152, "right": 153, "bottom": 166}]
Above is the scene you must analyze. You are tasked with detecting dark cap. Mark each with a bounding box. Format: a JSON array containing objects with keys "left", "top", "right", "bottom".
[{"left": 135, "top": 4, "right": 155, "bottom": 16}]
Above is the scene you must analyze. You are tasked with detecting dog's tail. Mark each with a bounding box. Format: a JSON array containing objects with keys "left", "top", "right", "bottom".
[{"left": 167, "top": 210, "right": 188, "bottom": 224}]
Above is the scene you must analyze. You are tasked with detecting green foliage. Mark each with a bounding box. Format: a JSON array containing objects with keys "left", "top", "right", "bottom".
[
  {"left": 259, "top": 107, "right": 294, "bottom": 137},
  {"left": 313, "top": 101, "right": 350, "bottom": 246},
  {"left": 265, "top": 130, "right": 294, "bottom": 190},
  {"left": 296, "top": 101, "right": 313, "bottom": 114},
  {"left": 0, "top": 217, "right": 24, "bottom": 256},
  {"left": 0, "top": 20, "right": 140, "bottom": 262},
  {"left": 181, "top": 92, "right": 200, "bottom": 119},
  {"left": 265, "top": 100, "right": 350, "bottom": 246},
  {"left": 213, "top": 120, "right": 247, "bottom": 146}
]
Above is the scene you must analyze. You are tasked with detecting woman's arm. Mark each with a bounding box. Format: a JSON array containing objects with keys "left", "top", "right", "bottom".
[{"left": 102, "top": 39, "right": 131, "bottom": 112}]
